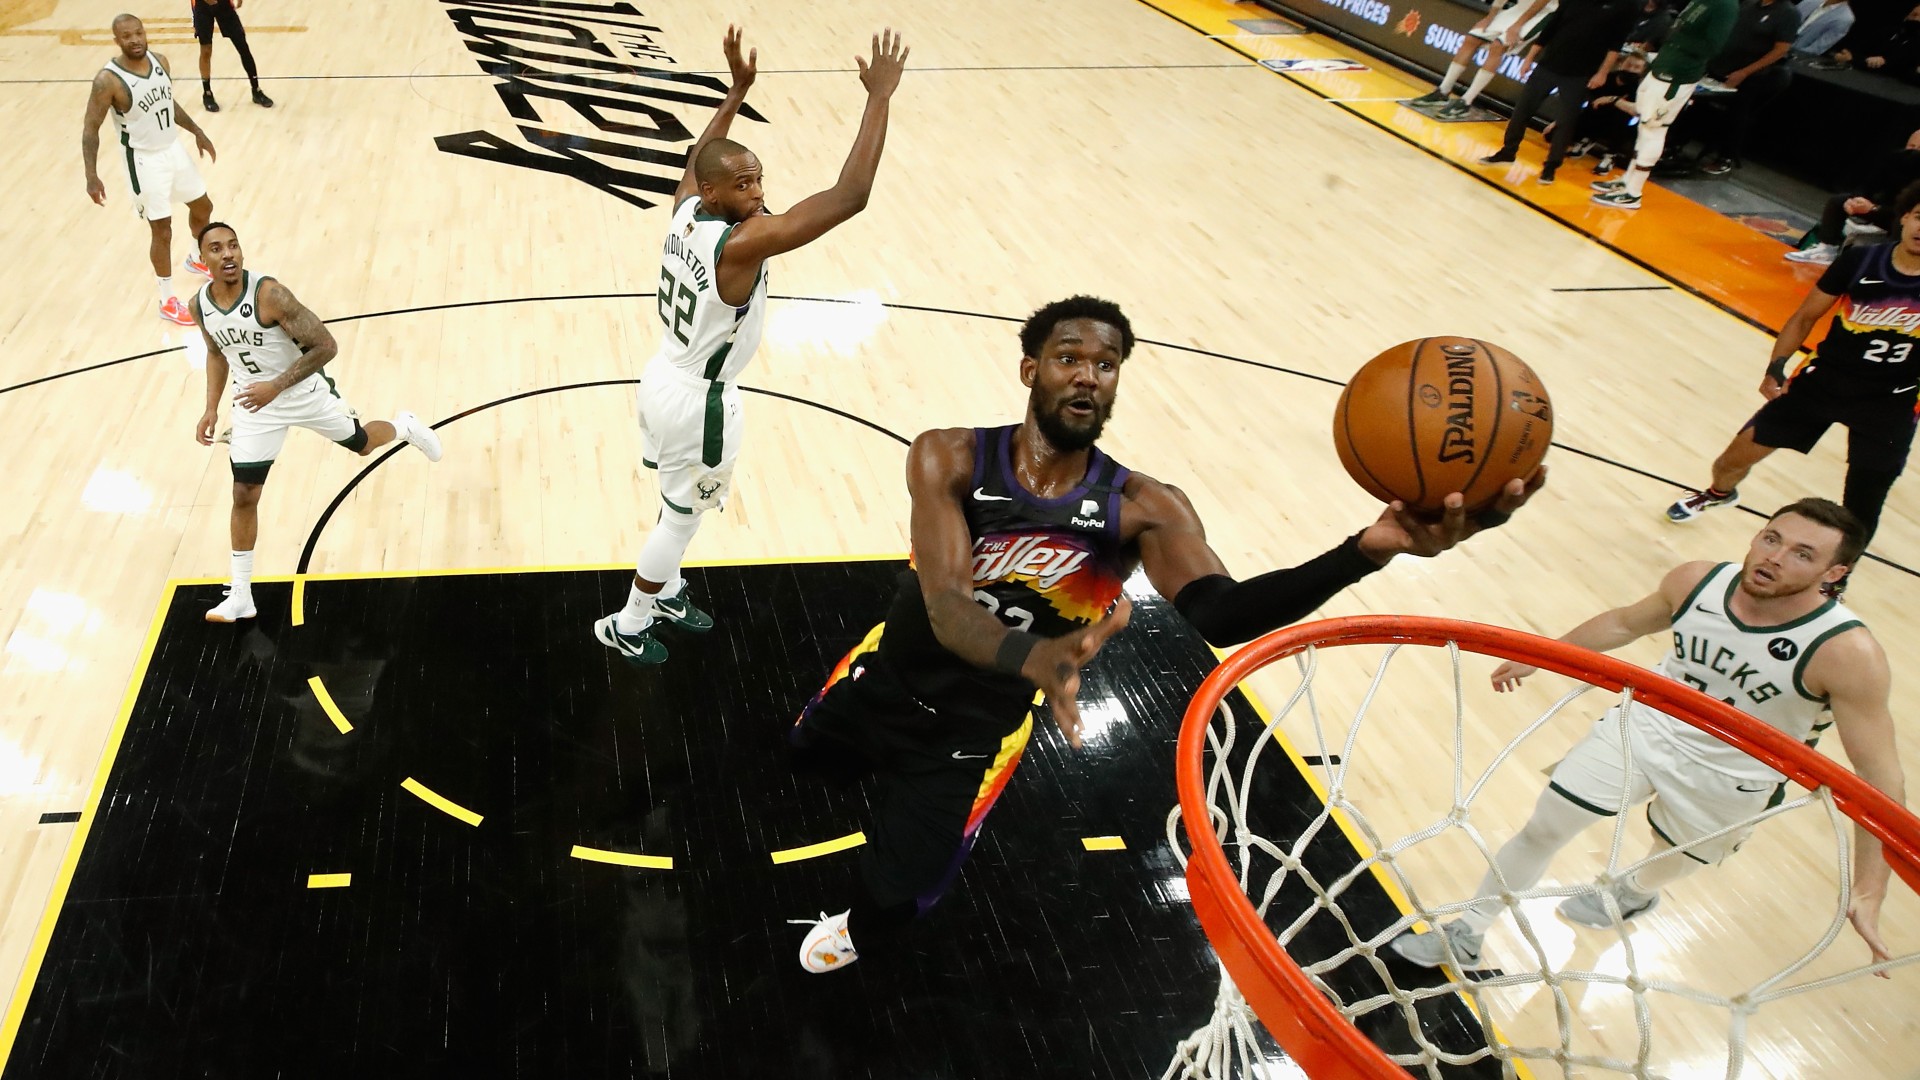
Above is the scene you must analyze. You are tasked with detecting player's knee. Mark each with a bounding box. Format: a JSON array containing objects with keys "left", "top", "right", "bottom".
[
  {"left": 231, "top": 481, "right": 263, "bottom": 507},
  {"left": 151, "top": 218, "right": 173, "bottom": 242}
]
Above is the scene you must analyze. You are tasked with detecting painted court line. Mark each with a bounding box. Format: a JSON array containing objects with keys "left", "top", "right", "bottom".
[
  {"left": 306, "top": 873, "right": 352, "bottom": 889},
  {"left": 569, "top": 845, "right": 673, "bottom": 870},
  {"left": 1081, "top": 836, "right": 1128, "bottom": 851},
  {"left": 306, "top": 676, "right": 353, "bottom": 734},
  {"left": 770, "top": 832, "right": 867, "bottom": 864},
  {"left": 401, "top": 777, "right": 483, "bottom": 827}
]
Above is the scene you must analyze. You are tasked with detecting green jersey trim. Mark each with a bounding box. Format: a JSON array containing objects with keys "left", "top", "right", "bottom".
[
  {"left": 1791, "top": 620, "right": 1864, "bottom": 702},
  {"left": 207, "top": 270, "right": 250, "bottom": 316},
  {"left": 1721, "top": 572, "right": 1837, "bottom": 633}
]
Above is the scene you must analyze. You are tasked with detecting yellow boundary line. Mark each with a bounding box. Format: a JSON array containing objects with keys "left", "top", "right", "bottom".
[
  {"left": 0, "top": 582, "right": 176, "bottom": 1069},
  {"left": 770, "top": 831, "right": 866, "bottom": 864},
  {"left": 306, "top": 676, "right": 353, "bottom": 734},
  {"left": 569, "top": 845, "right": 673, "bottom": 870},
  {"left": 400, "top": 778, "right": 483, "bottom": 827},
  {"left": 165, "top": 550, "right": 909, "bottom": 587},
  {"left": 306, "top": 873, "right": 352, "bottom": 889}
]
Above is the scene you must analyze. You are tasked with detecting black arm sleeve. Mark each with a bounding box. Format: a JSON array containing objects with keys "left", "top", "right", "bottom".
[{"left": 1173, "top": 533, "right": 1385, "bottom": 647}]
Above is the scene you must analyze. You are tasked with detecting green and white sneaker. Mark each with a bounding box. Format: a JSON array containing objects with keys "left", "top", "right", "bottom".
[
  {"left": 594, "top": 614, "right": 668, "bottom": 665},
  {"left": 1589, "top": 178, "right": 1626, "bottom": 193},
  {"left": 1389, "top": 919, "right": 1486, "bottom": 970},
  {"left": 653, "top": 582, "right": 714, "bottom": 633},
  {"left": 1408, "top": 89, "right": 1451, "bottom": 107}
]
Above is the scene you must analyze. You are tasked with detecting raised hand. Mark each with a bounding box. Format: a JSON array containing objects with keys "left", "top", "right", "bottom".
[
  {"left": 1491, "top": 660, "right": 1538, "bottom": 692},
  {"left": 855, "top": 28, "right": 910, "bottom": 98},
  {"left": 1357, "top": 466, "right": 1547, "bottom": 562},
  {"left": 1022, "top": 598, "right": 1132, "bottom": 749},
  {"left": 723, "top": 24, "right": 756, "bottom": 93}
]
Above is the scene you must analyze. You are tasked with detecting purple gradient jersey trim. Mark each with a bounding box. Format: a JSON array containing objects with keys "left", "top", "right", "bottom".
[{"left": 994, "top": 426, "right": 1105, "bottom": 509}]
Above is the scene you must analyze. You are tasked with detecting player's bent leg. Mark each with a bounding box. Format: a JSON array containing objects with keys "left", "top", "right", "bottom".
[
  {"left": 184, "top": 195, "right": 213, "bottom": 277},
  {"left": 1668, "top": 428, "right": 1774, "bottom": 522}
]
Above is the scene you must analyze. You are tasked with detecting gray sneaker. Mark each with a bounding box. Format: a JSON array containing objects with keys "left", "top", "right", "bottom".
[
  {"left": 1409, "top": 89, "right": 1451, "bottom": 106},
  {"left": 1558, "top": 883, "right": 1660, "bottom": 929},
  {"left": 1666, "top": 487, "right": 1738, "bottom": 522},
  {"left": 1389, "top": 919, "right": 1486, "bottom": 969},
  {"left": 652, "top": 583, "right": 714, "bottom": 633}
]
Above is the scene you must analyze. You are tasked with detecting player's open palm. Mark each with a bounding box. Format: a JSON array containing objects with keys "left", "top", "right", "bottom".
[
  {"left": 1490, "top": 660, "right": 1536, "bottom": 692},
  {"left": 1024, "top": 598, "right": 1132, "bottom": 750},
  {"left": 722, "top": 24, "right": 756, "bottom": 92},
  {"left": 1848, "top": 890, "right": 1893, "bottom": 976},
  {"left": 856, "top": 28, "right": 909, "bottom": 98}
]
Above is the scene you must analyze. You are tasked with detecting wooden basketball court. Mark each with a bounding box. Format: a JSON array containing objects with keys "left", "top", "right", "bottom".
[{"left": 0, "top": 0, "right": 1913, "bottom": 1075}]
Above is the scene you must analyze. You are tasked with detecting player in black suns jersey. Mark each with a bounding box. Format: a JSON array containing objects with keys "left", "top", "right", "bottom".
[
  {"left": 1668, "top": 181, "right": 1920, "bottom": 569},
  {"left": 784, "top": 296, "right": 1546, "bottom": 973}
]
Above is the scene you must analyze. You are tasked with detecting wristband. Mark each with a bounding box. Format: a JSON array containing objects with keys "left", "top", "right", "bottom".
[
  {"left": 1765, "top": 356, "right": 1790, "bottom": 382},
  {"left": 994, "top": 630, "right": 1040, "bottom": 677}
]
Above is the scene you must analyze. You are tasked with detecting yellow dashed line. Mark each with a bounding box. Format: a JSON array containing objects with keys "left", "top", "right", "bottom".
[
  {"left": 306, "top": 676, "right": 352, "bottom": 734},
  {"left": 569, "top": 844, "right": 673, "bottom": 870},
  {"left": 401, "top": 777, "right": 483, "bottom": 826},
  {"left": 770, "top": 831, "right": 866, "bottom": 864},
  {"left": 1082, "top": 836, "right": 1127, "bottom": 851},
  {"left": 306, "top": 873, "right": 351, "bottom": 889}
]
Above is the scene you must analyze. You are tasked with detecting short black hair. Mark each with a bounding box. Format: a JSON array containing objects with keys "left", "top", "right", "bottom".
[
  {"left": 111, "top": 13, "right": 141, "bottom": 30},
  {"left": 1894, "top": 178, "right": 1920, "bottom": 223},
  {"left": 693, "top": 138, "right": 753, "bottom": 184},
  {"left": 197, "top": 220, "right": 237, "bottom": 245},
  {"left": 1019, "top": 295, "right": 1135, "bottom": 359},
  {"left": 1769, "top": 497, "right": 1868, "bottom": 567}
]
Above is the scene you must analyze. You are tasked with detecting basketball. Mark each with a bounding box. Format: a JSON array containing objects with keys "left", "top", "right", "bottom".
[{"left": 1332, "top": 337, "right": 1553, "bottom": 513}]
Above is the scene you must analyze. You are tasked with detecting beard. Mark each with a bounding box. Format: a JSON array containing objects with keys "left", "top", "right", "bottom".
[{"left": 1032, "top": 392, "right": 1111, "bottom": 452}]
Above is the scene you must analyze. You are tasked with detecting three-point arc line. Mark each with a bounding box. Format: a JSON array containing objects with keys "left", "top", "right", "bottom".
[
  {"left": 306, "top": 676, "right": 353, "bottom": 734},
  {"left": 401, "top": 777, "right": 484, "bottom": 826}
]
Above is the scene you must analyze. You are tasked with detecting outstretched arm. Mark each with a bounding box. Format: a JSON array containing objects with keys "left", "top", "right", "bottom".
[
  {"left": 1814, "top": 630, "right": 1906, "bottom": 973},
  {"left": 1137, "top": 470, "right": 1544, "bottom": 648},
  {"left": 718, "top": 29, "right": 909, "bottom": 268},
  {"left": 1489, "top": 560, "right": 1710, "bottom": 690},
  {"left": 233, "top": 279, "right": 337, "bottom": 411},
  {"left": 673, "top": 26, "right": 757, "bottom": 205},
  {"left": 81, "top": 71, "right": 120, "bottom": 205},
  {"left": 907, "top": 429, "right": 1130, "bottom": 748}
]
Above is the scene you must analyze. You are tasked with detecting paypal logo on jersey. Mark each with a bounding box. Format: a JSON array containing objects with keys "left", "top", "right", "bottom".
[{"left": 1071, "top": 498, "right": 1106, "bottom": 529}]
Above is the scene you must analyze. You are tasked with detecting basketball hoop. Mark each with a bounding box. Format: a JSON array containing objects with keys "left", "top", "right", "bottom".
[{"left": 1166, "top": 616, "right": 1920, "bottom": 1079}]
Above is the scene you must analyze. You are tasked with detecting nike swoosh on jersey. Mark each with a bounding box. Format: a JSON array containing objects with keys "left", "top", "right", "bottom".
[
  {"left": 1735, "top": 783, "right": 1773, "bottom": 792},
  {"left": 971, "top": 488, "right": 1013, "bottom": 502},
  {"left": 950, "top": 750, "right": 993, "bottom": 760},
  {"left": 1860, "top": 278, "right": 1885, "bottom": 285},
  {"left": 1694, "top": 604, "right": 1719, "bottom": 615},
  {"left": 1895, "top": 385, "right": 1918, "bottom": 394}
]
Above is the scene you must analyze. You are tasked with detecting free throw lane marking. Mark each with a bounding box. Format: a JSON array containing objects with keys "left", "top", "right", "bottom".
[{"left": 401, "top": 777, "right": 483, "bottom": 827}]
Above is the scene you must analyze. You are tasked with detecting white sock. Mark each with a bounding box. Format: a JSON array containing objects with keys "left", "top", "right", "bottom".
[
  {"left": 1463, "top": 69, "right": 1496, "bottom": 106},
  {"left": 616, "top": 582, "right": 658, "bottom": 634},
  {"left": 231, "top": 550, "right": 255, "bottom": 595},
  {"left": 158, "top": 276, "right": 175, "bottom": 305},
  {"left": 1623, "top": 164, "right": 1650, "bottom": 198},
  {"left": 1439, "top": 61, "right": 1468, "bottom": 94}
]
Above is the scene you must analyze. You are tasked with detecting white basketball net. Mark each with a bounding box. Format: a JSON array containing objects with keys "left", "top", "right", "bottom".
[{"left": 1163, "top": 637, "right": 1917, "bottom": 1080}]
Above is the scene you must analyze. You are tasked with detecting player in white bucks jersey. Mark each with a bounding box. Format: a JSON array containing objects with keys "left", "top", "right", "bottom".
[
  {"left": 190, "top": 223, "right": 443, "bottom": 623},
  {"left": 81, "top": 15, "right": 219, "bottom": 327},
  {"left": 1393, "top": 499, "right": 1906, "bottom": 973},
  {"left": 595, "top": 27, "right": 911, "bottom": 665}
]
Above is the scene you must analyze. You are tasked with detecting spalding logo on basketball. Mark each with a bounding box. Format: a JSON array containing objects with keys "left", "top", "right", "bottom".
[{"left": 1332, "top": 336, "right": 1553, "bottom": 513}]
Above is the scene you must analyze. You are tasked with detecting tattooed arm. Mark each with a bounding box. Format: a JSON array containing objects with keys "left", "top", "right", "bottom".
[{"left": 233, "top": 278, "right": 337, "bottom": 412}]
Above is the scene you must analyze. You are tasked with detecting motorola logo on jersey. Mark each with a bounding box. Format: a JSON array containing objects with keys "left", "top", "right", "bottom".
[
  {"left": 433, "top": 1, "right": 768, "bottom": 210},
  {"left": 1768, "top": 637, "right": 1800, "bottom": 661}
]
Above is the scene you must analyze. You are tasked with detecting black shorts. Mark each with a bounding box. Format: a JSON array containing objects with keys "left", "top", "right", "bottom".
[
  {"left": 790, "top": 626, "right": 1034, "bottom": 913},
  {"left": 192, "top": 0, "right": 246, "bottom": 45},
  {"left": 1747, "top": 373, "right": 1919, "bottom": 470}
]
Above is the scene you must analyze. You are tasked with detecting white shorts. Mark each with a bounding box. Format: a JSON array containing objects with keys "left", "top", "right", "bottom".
[
  {"left": 1547, "top": 706, "right": 1776, "bottom": 866},
  {"left": 1472, "top": 0, "right": 1556, "bottom": 43},
  {"left": 123, "top": 140, "right": 208, "bottom": 222},
  {"left": 1633, "top": 73, "right": 1697, "bottom": 130},
  {"left": 229, "top": 375, "right": 362, "bottom": 481},
  {"left": 637, "top": 360, "right": 741, "bottom": 515}
]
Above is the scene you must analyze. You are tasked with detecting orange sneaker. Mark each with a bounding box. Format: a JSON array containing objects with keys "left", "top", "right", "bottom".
[
  {"left": 160, "top": 296, "right": 195, "bottom": 325},
  {"left": 184, "top": 254, "right": 210, "bottom": 277}
]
